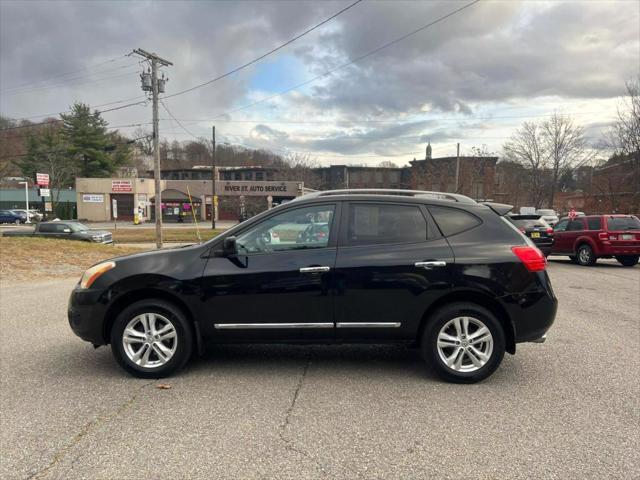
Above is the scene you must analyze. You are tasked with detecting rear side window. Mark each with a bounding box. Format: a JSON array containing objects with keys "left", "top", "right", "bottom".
[
  {"left": 346, "top": 203, "right": 428, "bottom": 246},
  {"left": 587, "top": 217, "right": 602, "bottom": 230},
  {"left": 429, "top": 206, "right": 481, "bottom": 237},
  {"left": 607, "top": 216, "right": 640, "bottom": 231},
  {"left": 38, "top": 224, "right": 55, "bottom": 233},
  {"left": 568, "top": 219, "right": 585, "bottom": 231}
]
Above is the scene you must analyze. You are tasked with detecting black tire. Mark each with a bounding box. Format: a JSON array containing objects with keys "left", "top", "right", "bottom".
[
  {"left": 575, "top": 244, "right": 597, "bottom": 266},
  {"left": 110, "top": 299, "right": 193, "bottom": 378},
  {"left": 568, "top": 256, "right": 578, "bottom": 264},
  {"left": 421, "top": 302, "right": 506, "bottom": 384},
  {"left": 615, "top": 255, "right": 639, "bottom": 267}
]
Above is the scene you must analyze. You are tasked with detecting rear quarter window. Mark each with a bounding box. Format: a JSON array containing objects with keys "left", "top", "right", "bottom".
[
  {"left": 607, "top": 216, "right": 640, "bottom": 230},
  {"left": 587, "top": 217, "right": 602, "bottom": 230},
  {"left": 428, "top": 206, "right": 481, "bottom": 237}
]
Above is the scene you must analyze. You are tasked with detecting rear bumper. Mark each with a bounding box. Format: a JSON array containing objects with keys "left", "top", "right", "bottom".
[{"left": 501, "top": 271, "right": 558, "bottom": 344}]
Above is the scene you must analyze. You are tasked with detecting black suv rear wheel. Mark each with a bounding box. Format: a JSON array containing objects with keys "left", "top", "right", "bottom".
[
  {"left": 110, "top": 299, "right": 193, "bottom": 378},
  {"left": 421, "top": 302, "right": 505, "bottom": 383},
  {"left": 615, "top": 255, "right": 639, "bottom": 267}
]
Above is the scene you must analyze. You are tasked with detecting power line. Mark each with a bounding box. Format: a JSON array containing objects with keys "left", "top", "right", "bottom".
[
  {"left": 160, "top": 100, "right": 200, "bottom": 140},
  {"left": 0, "top": 100, "right": 148, "bottom": 133},
  {"left": 161, "top": 0, "right": 363, "bottom": 100},
  {"left": 208, "top": 0, "right": 482, "bottom": 119},
  {"left": 3, "top": 66, "right": 140, "bottom": 96},
  {"left": 1, "top": 55, "right": 134, "bottom": 92}
]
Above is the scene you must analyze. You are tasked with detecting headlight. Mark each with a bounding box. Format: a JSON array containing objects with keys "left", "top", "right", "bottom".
[
  {"left": 91, "top": 234, "right": 102, "bottom": 241},
  {"left": 80, "top": 261, "right": 115, "bottom": 289}
]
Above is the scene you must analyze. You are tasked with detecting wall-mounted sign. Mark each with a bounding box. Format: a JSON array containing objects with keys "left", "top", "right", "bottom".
[
  {"left": 111, "top": 180, "right": 133, "bottom": 192},
  {"left": 82, "top": 194, "right": 104, "bottom": 203},
  {"left": 44, "top": 202, "right": 52, "bottom": 212},
  {"left": 36, "top": 173, "right": 49, "bottom": 187},
  {"left": 39, "top": 188, "right": 50, "bottom": 197},
  {"left": 112, "top": 198, "right": 118, "bottom": 219},
  {"left": 215, "top": 181, "right": 302, "bottom": 197}
]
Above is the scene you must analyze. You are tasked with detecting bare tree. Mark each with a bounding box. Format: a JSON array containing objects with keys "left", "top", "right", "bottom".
[
  {"left": 503, "top": 122, "right": 548, "bottom": 208},
  {"left": 606, "top": 77, "right": 640, "bottom": 156},
  {"left": 542, "top": 113, "right": 590, "bottom": 207},
  {"left": 378, "top": 160, "right": 398, "bottom": 168}
]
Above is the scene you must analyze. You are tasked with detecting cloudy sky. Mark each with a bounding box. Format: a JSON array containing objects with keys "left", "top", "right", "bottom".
[{"left": 1, "top": 0, "right": 638, "bottom": 165}]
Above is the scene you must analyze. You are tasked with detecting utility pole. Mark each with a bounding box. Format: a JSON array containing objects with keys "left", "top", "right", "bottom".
[
  {"left": 211, "top": 125, "right": 216, "bottom": 230},
  {"left": 132, "top": 48, "right": 172, "bottom": 249},
  {"left": 19, "top": 181, "right": 30, "bottom": 224},
  {"left": 455, "top": 142, "right": 461, "bottom": 193}
]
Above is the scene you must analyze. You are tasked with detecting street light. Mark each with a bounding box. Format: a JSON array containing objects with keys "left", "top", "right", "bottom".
[{"left": 18, "top": 181, "right": 30, "bottom": 224}]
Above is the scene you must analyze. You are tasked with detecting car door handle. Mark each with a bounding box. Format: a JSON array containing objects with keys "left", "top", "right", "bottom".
[
  {"left": 299, "top": 266, "right": 331, "bottom": 273},
  {"left": 415, "top": 261, "right": 447, "bottom": 269}
]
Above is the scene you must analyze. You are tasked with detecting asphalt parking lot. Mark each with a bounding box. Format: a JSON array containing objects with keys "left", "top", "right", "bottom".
[{"left": 0, "top": 259, "right": 638, "bottom": 479}]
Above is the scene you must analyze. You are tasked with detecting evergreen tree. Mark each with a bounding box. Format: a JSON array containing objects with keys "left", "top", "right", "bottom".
[{"left": 61, "top": 103, "right": 113, "bottom": 177}]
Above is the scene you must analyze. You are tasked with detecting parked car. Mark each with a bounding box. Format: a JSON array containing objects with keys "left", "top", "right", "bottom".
[
  {"left": 551, "top": 214, "right": 640, "bottom": 266},
  {"left": 536, "top": 209, "right": 559, "bottom": 226},
  {"left": 68, "top": 189, "right": 557, "bottom": 384},
  {"left": 0, "top": 209, "right": 27, "bottom": 224},
  {"left": 3, "top": 221, "right": 112, "bottom": 243},
  {"left": 506, "top": 214, "right": 554, "bottom": 256},
  {"left": 11, "top": 209, "right": 43, "bottom": 222}
]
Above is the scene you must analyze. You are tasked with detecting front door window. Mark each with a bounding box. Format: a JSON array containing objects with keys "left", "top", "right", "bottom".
[{"left": 236, "top": 205, "right": 335, "bottom": 254}]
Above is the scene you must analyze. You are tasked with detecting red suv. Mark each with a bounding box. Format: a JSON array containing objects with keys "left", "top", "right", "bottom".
[{"left": 551, "top": 215, "right": 640, "bottom": 266}]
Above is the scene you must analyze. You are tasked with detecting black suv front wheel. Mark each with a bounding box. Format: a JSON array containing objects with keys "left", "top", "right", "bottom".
[
  {"left": 110, "top": 299, "right": 193, "bottom": 378},
  {"left": 422, "top": 302, "right": 505, "bottom": 383}
]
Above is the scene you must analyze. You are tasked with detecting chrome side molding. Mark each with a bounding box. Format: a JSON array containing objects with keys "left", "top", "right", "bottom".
[
  {"left": 336, "top": 322, "right": 401, "bottom": 328},
  {"left": 214, "top": 322, "right": 334, "bottom": 329}
]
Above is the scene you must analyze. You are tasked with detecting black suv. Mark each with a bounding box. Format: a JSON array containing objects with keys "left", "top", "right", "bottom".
[{"left": 68, "top": 190, "right": 557, "bottom": 383}]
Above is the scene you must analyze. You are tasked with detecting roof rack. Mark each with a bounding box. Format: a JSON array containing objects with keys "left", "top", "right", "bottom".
[{"left": 296, "top": 189, "right": 476, "bottom": 204}]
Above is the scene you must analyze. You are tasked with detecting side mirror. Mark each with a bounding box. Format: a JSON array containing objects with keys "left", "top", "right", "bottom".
[{"left": 223, "top": 236, "right": 238, "bottom": 257}]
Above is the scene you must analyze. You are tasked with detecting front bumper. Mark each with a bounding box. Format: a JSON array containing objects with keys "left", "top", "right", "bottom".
[{"left": 68, "top": 286, "right": 109, "bottom": 345}]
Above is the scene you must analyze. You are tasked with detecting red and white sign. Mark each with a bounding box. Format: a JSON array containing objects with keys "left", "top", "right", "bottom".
[
  {"left": 36, "top": 173, "right": 49, "bottom": 187},
  {"left": 568, "top": 208, "right": 577, "bottom": 220},
  {"left": 111, "top": 180, "right": 133, "bottom": 192}
]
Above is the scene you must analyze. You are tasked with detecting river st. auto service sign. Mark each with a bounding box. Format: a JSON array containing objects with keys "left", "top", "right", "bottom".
[{"left": 215, "top": 181, "right": 302, "bottom": 197}]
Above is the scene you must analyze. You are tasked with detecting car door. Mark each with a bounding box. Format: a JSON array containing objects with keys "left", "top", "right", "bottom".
[
  {"left": 333, "top": 201, "right": 454, "bottom": 342},
  {"left": 566, "top": 218, "right": 586, "bottom": 253},
  {"left": 552, "top": 219, "right": 570, "bottom": 252},
  {"left": 200, "top": 202, "right": 340, "bottom": 342}
]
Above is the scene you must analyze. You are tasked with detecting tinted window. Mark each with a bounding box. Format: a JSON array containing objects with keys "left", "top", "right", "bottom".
[
  {"left": 346, "top": 203, "right": 428, "bottom": 246},
  {"left": 554, "top": 219, "right": 569, "bottom": 232},
  {"left": 508, "top": 217, "right": 549, "bottom": 229},
  {"left": 236, "top": 204, "right": 335, "bottom": 254},
  {"left": 607, "top": 216, "right": 640, "bottom": 230},
  {"left": 38, "top": 224, "right": 56, "bottom": 233},
  {"left": 429, "top": 206, "right": 481, "bottom": 237},
  {"left": 568, "top": 220, "right": 585, "bottom": 231},
  {"left": 587, "top": 217, "right": 602, "bottom": 230}
]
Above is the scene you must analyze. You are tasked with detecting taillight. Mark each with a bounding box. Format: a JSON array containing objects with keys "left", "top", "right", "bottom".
[
  {"left": 511, "top": 246, "right": 546, "bottom": 272},
  {"left": 598, "top": 232, "right": 612, "bottom": 241},
  {"left": 546, "top": 227, "right": 553, "bottom": 235}
]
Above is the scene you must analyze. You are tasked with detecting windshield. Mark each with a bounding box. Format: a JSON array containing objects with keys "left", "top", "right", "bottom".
[
  {"left": 68, "top": 222, "right": 90, "bottom": 232},
  {"left": 607, "top": 216, "right": 640, "bottom": 231}
]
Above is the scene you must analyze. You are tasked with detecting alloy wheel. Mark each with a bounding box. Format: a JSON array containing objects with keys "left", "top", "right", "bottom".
[
  {"left": 436, "top": 316, "right": 494, "bottom": 372},
  {"left": 578, "top": 247, "right": 591, "bottom": 265},
  {"left": 122, "top": 313, "right": 178, "bottom": 368}
]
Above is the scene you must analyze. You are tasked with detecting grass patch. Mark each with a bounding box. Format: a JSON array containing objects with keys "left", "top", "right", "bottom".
[
  {"left": 0, "top": 237, "right": 143, "bottom": 281},
  {"left": 112, "top": 227, "right": 225, "bottom": 244}
]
